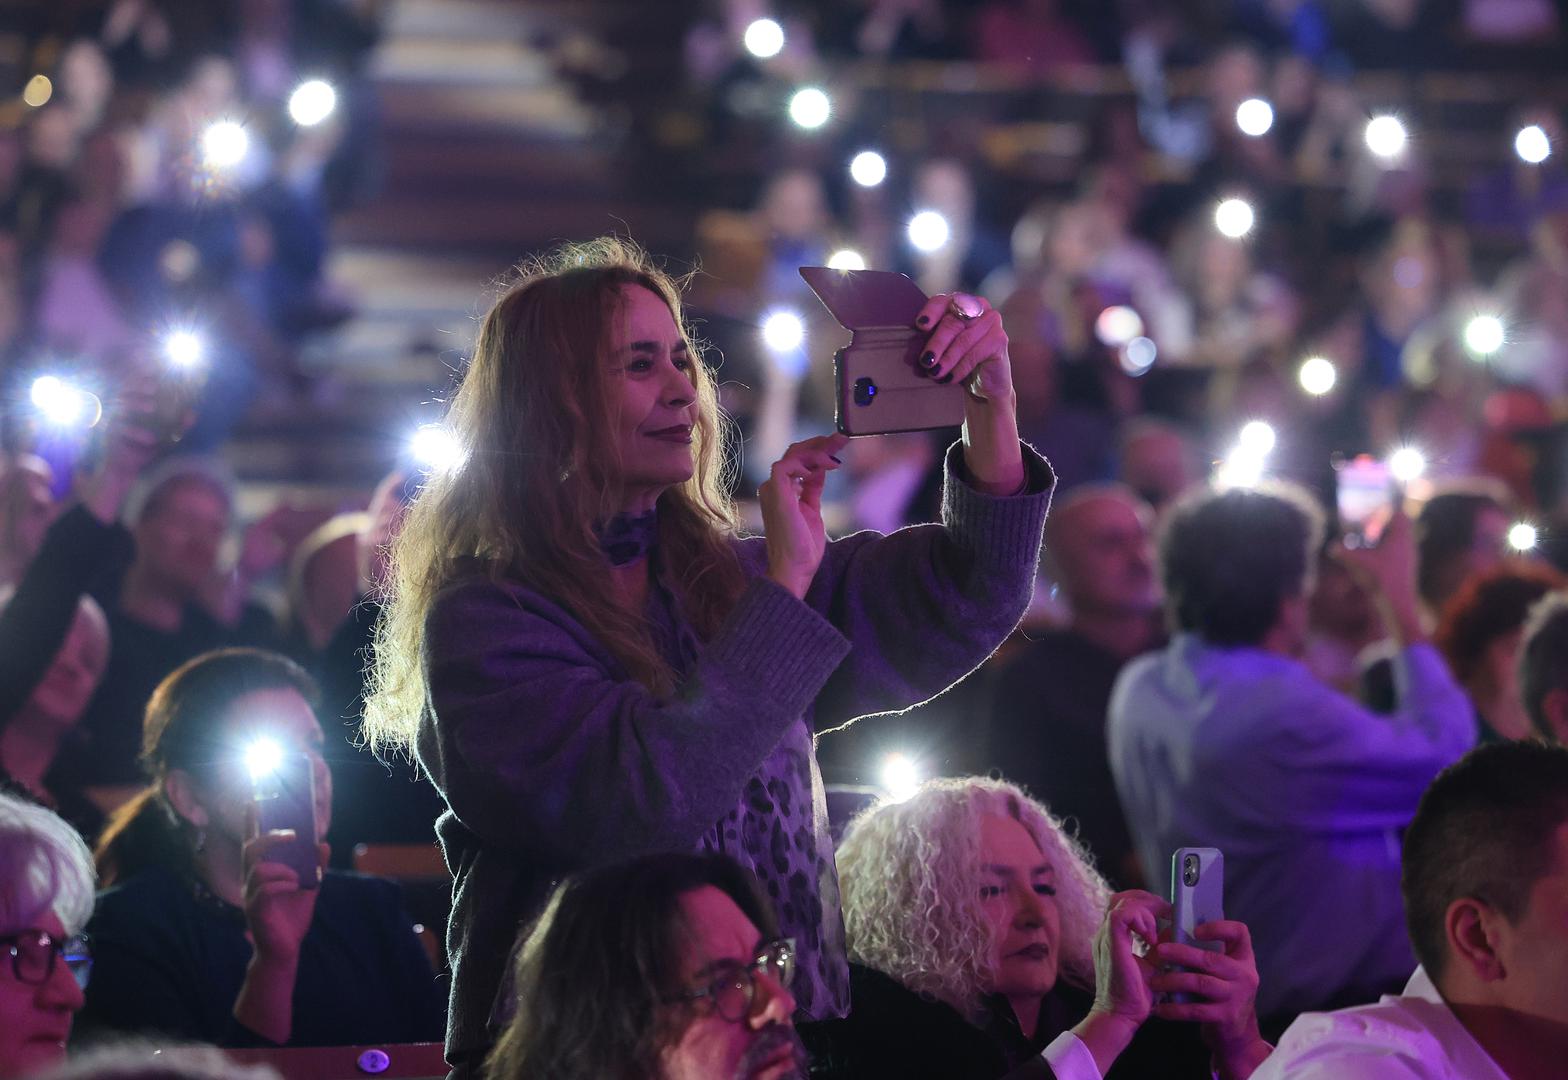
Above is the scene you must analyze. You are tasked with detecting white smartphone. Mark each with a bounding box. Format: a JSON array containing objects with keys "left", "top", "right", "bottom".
[{"left": 1169, "top": 847, "right": 1224, "bottom": 1003}]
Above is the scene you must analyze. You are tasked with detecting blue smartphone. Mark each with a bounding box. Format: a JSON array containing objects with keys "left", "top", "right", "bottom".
[{"left": 1169, "top": 847, "right": 1224, "bottom": 1004}]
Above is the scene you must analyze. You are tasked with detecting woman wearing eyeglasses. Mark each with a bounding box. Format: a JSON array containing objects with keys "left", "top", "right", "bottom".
[
  {"left": 0, "top": 791, "right": 95, "bottom": 1079},
  {"left": 74, "top": 648, "right": 443, "bottom": 1048}
]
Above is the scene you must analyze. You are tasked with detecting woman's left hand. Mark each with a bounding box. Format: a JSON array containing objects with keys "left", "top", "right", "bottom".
[
  {"left": 913, "top": 292, "right": 1015, "bottom": 405},
  {"left": 1151, "top": 920, "right": 1272, "bottom": 1080}
]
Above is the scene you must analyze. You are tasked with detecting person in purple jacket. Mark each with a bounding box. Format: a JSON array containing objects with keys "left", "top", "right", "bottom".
[{"left": 359, "top": 236, "right": 1054, "bottom": 1075}]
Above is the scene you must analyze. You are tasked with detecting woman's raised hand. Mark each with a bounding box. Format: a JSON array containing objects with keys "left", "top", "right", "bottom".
[
  {"left": 1072, "top": 890, "right": 1165, "bottom": 1076},
  {"left": 240, "top": 817, "right": 329, "bottom": 964},
  {"left": 759, "top": 433, "right": 849, "bottom": 600},
  {"left": 913, "top": 292, "right": 1014, "bottom": 405}
]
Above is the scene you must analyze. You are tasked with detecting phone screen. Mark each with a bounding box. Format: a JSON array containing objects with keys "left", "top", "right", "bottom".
[{"left": 1336, "top": 456, "right": 1394, "bottom": 545}]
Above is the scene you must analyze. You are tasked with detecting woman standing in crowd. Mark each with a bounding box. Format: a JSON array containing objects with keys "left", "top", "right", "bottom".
[
  {"left": 815, "top": 777, "right": 1272, "bottom": 1079},
  {"left": 361, "top": 237, "right": 1052, "bottom": 1072},
  {"left": 0, "top": 793, "right": 94, "bottom": 1079},
  {"left": 79, "top": 648, "right": 443, "bottom": 1048}
]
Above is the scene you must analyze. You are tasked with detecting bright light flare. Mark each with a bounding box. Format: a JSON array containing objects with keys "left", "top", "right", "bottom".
[
  {"left": 1095, "top": 305, "right": 1144, "bottom": 347},
  {"left": 907, "top": 210, "right": 950, "bottom": 253},
  {"left": 1214, "top": 198, "right": 1255, "bottom": 238},
  {"left": 743, "top": 18, "right": 785, "bottom": 59},
  {"left": 1239, "top": 421, "right": 1276, "bottom": 456},
  {"left": 788, "top": 87, "right": 831, "bottom": 130},
  {"left": 1365, "top": 114, "right": 1408, "bottom": 159},
  {"left": 245, "top": 737, "right": 284, "bottom": 782},
  {"left": 761, "top": 309, "right": 805, "bottom": 353},
  {"left": 1509, "top": 522, "right": 1539, "bottom": 552},
  {"left": 410, "top": 423, "right": 465, "bottom": 474},
  {"left": 1298, "top": 356, "right": 1337, "bottom": 396},
  {"left": 164, "top": 330, "right": 205, "bottom": 370},
  {"left": 1120, "top": 336, "right": 1157, "bottom": 376},
  {"left": 880, "top": 752, "right": 922, "bottom": 803},
  {"left": 1464, "top": 314, "right": 1506, "bottom": 357},
  {"left": 1515, "top": 124, "right": 1551, "bottom": 165},
  {"left": 201, "top": 120, "right": 250, "bottom": 169},
  {"left": 1236, "top": 98, "right": 1274, "bottom": 137},
  {"left": 288, "top": 79, "right": 337, "bottom": 127},
  {"left": 1216, "top": 446, "right": 1268, "bottom": 490},
  {"left": 30, "top": 375, "right": 100, "bottom": 428},
  {"left": 1388, "top": 446, "right": 1426, "bottom": 484},
  {"left": 827, "top": 248, "right": 866, "bottom": 271},
  {"left": 849, "top": 150, "right": 888, "bottom": 188},
  {"left": 22, "top": 75, "right": 52, "bottom": 108}
]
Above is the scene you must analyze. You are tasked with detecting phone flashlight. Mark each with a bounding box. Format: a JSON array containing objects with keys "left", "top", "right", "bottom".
[
  {"left": 245, "top": 737, "right": 285, "bottom": 782},
  {"left": 879, "top": 752, "right": 921, "bottom": 803},
  {"left": 164, "top": 330, "right": 205, "bottom": 371},
  {"left": 30, "top": 375, "right": 102, "bottom": 429}
]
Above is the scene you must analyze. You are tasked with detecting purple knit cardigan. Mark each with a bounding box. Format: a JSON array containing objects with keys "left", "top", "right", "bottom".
[{"left": 418, "top": 443, "right": 1055, "bottom": 1069}]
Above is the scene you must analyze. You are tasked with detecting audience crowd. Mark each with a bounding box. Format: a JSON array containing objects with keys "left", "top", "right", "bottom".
[{"left": 2, "top": 2, "right": 1568, "bottom": 1079}]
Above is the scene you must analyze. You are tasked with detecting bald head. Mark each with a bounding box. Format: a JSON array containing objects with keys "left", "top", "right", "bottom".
[{"left": 1044, "top": 485, "right": 1158, "bottom": 618}]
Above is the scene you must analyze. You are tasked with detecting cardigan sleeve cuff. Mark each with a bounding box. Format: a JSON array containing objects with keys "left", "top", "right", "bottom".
[
  {"left": 700, "top": 576, "right": 852, "bottom": 717},
  {"left": 940, "top": 440, "right": 1055, "bottom": 569}
]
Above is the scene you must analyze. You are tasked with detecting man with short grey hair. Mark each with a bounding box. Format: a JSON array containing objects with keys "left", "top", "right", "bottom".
[{"left": 1109, "top": 483, "right": 1474, "bottom": 1024}]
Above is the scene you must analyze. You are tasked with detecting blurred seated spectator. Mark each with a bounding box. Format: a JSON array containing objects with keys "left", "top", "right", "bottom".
[
  {"left": 80, "top": 649, "right": 443, "bottom": 1048},
  {"left": 905, "top": 159, "right": 1008, "bottom": 298},
  {"left": 484, "top": 852, "right": 806, "bottom": 1080},
  {"left": 1117, "top": 420, "right": 1200, "bottom": 517},
  {"left": 974, "top": 0, "right": 1095, "bottom": 73},
  {"left": 1302, "top": 550, "right": 1383, "bottom": 696},
  {"left": 1518, "top": 591, "right": 1568, "bottom": 744},
  {"left": 1110, "top": 486, "right": 1474, "bottom": 1024},
  {"left": 35, "top": 194, "right": 132, "bottom": 361},
  {"left": 0, "top": 588, "right": 109, "bottom": 838},
  {"left": 1416, "top": 482, "right": 1513, "bottom": 620},
  {"left": 284, "top": 514, "right": 366, "bottom": 656},
  {"left": 0, "top": 456, "right": 56, "bottom": 587},
  {"left": 1165, "top": 211, "right": 1297, "bottom": 369},
  {"left": 1434, "top": 561, "right": 1568, "bottom": 743},
  {"left": 1252, "top": 741, "right": 1568, "bottom": 1080},
  {"left": 66, "top": 459, "right": 278, "bottom": 790},
  {"left": 809, "top": 777, "right": 1270, "bottom": 1079},
  {"left": 0, "top": 792, "right": 95, "bottom": 1080},
  {"left": 307, "top": 471, "right": 443, "bottom": 865},
  {"left": 988, "top": 485, "right": 1161, "bottom": 888}
]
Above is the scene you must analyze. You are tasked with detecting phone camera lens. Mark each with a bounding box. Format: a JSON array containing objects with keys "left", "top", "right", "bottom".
[
  {"left": 853, "top": 378, "right": 878, "bottom": 407},
  {"left": 1183, "top": 855, "right": 1199, "bottom": 887}
]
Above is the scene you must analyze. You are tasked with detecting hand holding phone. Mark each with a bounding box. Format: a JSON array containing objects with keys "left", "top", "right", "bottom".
[{"left": 249, "top": 749, "right": 322, "bottom": 891}]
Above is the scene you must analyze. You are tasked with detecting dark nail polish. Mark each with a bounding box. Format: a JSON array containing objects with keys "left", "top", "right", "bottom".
[
  {"left": 917, "top": 315, "right": 930, "bottom": 326},
  {"left": 919, "top": 351, "right": 937, "bottom": 369},
  {"left": 937, "top": 373, "right": 954, "bottom": 384},
  {"left": 830, "top": 455, "right": 843, "bottom": 464}
]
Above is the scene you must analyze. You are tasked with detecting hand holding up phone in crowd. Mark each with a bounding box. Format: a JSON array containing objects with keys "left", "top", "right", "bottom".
[
  {"left": 1332, "top": 508, "right": 1426, "bottom": 646},
  {"left": 915, "top": 292, "right": 1026, "bottom": 496},
  {"left": 1074, "top": 891, "right": 1270, "bottom": 1080}
]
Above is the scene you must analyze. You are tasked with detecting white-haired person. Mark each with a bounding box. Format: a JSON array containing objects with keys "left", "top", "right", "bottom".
[
  {"left": 807, "top": 778, "right": 1273, "bottom": 1080},
  {"left": 0, "top": 792, "right": 95, "bottom": 1079}
]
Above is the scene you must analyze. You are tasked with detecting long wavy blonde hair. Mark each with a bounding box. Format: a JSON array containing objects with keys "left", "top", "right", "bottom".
[
  {"left": 360, "top": 237, "right": 746, "bottom": 754},
  {"left": 835, "top": 777, "right": 1110, "bottom": 1018}
]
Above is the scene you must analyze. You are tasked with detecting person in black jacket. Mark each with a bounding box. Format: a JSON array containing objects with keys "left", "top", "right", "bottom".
[
  {"left": 809, "top": 777, "right": 1273, "bottom": 1080},
  {"left": 76, "top": 648, "right": 443, "bottom": 1048}
]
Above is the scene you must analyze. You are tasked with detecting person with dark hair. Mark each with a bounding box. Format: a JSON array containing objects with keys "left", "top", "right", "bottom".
[
  {"left": 77, "top": 648, "right": 443, "bottom": 1048},
  {"left": 1433, "top": 561, "right": 1568, "bottom": 743},
  {"left": 359, "top": 238, "right": 1051, "bottom": 1074},
  {"left": 0, "top": 793, "right": 95, "bottom": 1080},
  {"left": 1252, "top": 741, "right": 1568, "bottom": 1079},
  {"left": 1517, "top": 591, "right": 1568, "bottom": 744},
  {"left": 1109, "top": 484, "right": 1474, "bottom": 1025},
  {"left": 1415, "top": 483, "right": 1512, "bottom": 617},
  {"left": 485, "top": 853, "right": 805, "bottom": 1080}
]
